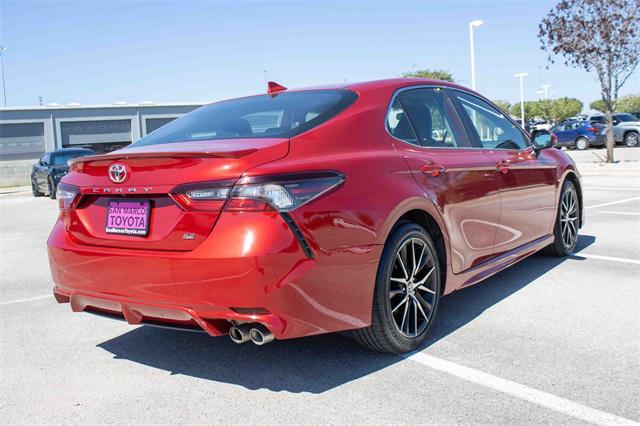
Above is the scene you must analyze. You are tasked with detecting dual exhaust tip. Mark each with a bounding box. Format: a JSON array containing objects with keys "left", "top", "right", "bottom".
[{"left": 229, "top": 324, "right": 274, "bottom": 346}]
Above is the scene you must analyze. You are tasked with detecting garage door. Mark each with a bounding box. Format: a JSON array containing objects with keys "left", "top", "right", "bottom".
[
  {"left": 61, "top": 120, "right": 132, "bottom": 146},
  {"left": 145, "top": 117, "right": 176, "bottom": 135},
  {"left": 0, "top": 122, "right": 45, "bottom": 160}
]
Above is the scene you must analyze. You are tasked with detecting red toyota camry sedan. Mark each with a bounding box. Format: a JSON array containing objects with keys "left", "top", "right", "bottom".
[{"left": 48, "top": 78, "right": 582, "bottom": 353}]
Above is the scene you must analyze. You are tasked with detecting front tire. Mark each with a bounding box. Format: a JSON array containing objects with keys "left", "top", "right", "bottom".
[
  {"left": 353, "top": 223, "right": 441, "bottom": 353},
  {"left": 48, "top": 177, "right": 57, "bottom": 199},
  {"left": 624, "top": 132, "right": 639, "bottom": 147},
  {"left": 575, "top": 137, "right": 589, "bottom": 150},
  {"left": 543, "top": 180, "right": 579, "bottom": 256}
]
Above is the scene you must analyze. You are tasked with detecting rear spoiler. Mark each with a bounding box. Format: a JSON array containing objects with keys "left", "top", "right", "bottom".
[{"left": 69, "top": 148, "right": 258, "bottom": 165}]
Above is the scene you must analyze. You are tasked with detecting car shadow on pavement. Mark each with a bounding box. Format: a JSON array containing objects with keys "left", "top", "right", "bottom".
[{"left": 98, "top": 234, "right": 595, "bottom": 393}]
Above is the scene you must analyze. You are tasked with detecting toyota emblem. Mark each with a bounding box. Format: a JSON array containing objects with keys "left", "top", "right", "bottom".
[{"left": 108, "top": 163, "right": 128, "bottom": 184}]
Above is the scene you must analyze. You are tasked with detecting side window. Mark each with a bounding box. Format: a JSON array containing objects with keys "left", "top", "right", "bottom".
[
  {"left": 455, "top": 91, "right": 529, "bottom": 150},
  {"left": 390, "top": 88, "right": 469, "bottom": 148},
  {"left": 387, "top": 99, "right": 418, "bottom": 144},
  {"left": 41, "top": 154, "right": 50, "bottom": 165},
  {"left": 555, "top": 124, "right": 566, "bottom": 132}
]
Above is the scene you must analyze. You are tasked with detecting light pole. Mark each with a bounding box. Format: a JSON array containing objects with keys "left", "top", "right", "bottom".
[
  {"left": 514, "top": 72, "right": 528, "bottom": 127},
  {"left": 0, "top": 46, "right": 6, "bottom": 107},
  {"left": 469, "top": 20, "right": 483, "bottom": 91},
  {"left": 540, "top": 84, "right": 551, "bottom": 100}
]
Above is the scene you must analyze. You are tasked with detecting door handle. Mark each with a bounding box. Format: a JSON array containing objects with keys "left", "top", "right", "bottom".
[
  {"left": 420, "top": 164, "right": 446, "bottom": 177},
  {"left": 496, "top": 160, "right": 510, "bottom": 174}
]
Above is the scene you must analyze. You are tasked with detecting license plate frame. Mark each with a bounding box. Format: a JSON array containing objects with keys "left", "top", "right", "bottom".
[{"left": 105, "top": 199, "right": 151, "bottom": 237}]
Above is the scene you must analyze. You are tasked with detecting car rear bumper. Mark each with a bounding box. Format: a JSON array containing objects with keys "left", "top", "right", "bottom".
[{"left": 48, "top": 212, "right": 382, "bottom": 340}]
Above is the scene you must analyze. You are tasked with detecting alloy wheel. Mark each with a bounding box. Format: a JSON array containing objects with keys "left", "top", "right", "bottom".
[
  {"left": 625, "top": 133, "right": 639, "bottom": 147},
  {"left": 560, "top": 189, "right": 578, "bottom": 248},
  {"left": 389, "top": 237, "right": 437, "bottom": 338}
]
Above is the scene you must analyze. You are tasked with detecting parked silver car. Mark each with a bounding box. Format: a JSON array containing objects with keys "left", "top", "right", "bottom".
[{"left": 589, "top": 113, "right": 640, "bottom": 147}]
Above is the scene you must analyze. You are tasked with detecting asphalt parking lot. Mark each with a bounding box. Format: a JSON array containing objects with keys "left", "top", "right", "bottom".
[{"left": 1, "top": 156, "right": 639, "bottom": 424}]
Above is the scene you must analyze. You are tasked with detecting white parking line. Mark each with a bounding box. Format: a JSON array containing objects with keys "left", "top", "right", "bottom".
[
  {"left": 0, "top": 294, "right": 51, "bottom": 306},
  {"left": 575, "top": 253, "right": 640, "bottom": 265},
  {"left": 407, "top": 352, "right": 639, "bottom": 426},
  {"left": 586, "top": 196, "right": 640, "bottom": 209},
  {"left": 584, "top": 186, "right": 640, "bottom": 191},
  {"left": 591, "top": 211, "right": 640, "bottom": 216}
]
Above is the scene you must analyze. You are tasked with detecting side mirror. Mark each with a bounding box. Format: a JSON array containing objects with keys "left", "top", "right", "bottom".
[{"left": 531, "top": 129, "right": 556, "bottom": 151}]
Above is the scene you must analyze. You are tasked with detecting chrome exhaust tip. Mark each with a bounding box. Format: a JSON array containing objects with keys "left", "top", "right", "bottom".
[
  {"left": 249, "top": 324, "right": 275, "bottom": 345},
  {"left": 229, "top": 324, "right": 251, "bottom": 344}
]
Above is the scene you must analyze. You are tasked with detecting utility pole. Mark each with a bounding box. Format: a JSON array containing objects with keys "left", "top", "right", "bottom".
[{"left": 0, "top": 46, "right": 7, "bottom": 107}]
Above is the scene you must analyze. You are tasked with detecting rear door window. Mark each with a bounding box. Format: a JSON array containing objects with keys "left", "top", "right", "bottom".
[
  {"left": 133, "top": 90, "right": 357, "bottom": 146},
  {"left": 387, "top": 88, "right": 471, "bottom": 148}
]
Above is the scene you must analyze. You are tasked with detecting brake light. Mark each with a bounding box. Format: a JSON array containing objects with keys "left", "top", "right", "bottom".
[
  {"left": 229, "top": 171, "right": 345, "bottom": 212},
  {"left": 586, "top": 127, "right": 600, "bottom": 133},
  {"left": 170, "top": 171, "right": 345, "bottom": 213},
  {"left": 56, "top": 183, "right": 80, "bottom": 211}
]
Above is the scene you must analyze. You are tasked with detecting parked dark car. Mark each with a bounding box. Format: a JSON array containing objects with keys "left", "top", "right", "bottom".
[
  {"left": 550, "top": 120, "right": 605, "bottom": 150},
  {"left": 32, "top": 148, "right": 95, "bottom": 198}
]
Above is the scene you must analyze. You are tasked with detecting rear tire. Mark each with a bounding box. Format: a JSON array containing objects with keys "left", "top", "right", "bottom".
[
  {"left": 353, "top": 223, "right": 441, "bottom": 353},
  {"left": 31, "top": 178, "right": 44, "bottom": 197},
  {"left": 575, "top": 137, "right": 589, "bottom": 150},
  {"left": 542, "top": 180, "right": 579, "bottom": 257}
]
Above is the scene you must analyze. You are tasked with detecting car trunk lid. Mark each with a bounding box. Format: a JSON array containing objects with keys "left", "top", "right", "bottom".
[{"left": 61, "top": 138, "right": 288, "bottom": 251}]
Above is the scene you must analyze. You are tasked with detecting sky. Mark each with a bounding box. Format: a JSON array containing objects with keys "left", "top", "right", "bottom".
[{"left": 1, "top": 0, "right": 638, "bottom": 111}]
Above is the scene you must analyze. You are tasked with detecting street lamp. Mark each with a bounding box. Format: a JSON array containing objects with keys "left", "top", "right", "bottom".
[
  {"left": 469, "top": 20, "right": 483, "bottom": 91},
  {"left": 0, "top": 46, "right": 6, "bottom": 107},
  {"left": 514, "top": 72, "right": 528, "bottom": 127},
  {"left": 540, "top": 84, "right": 551, "bottom": 100}
]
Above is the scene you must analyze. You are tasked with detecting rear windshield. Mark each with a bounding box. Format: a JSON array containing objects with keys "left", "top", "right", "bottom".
[{"left": 132, "top": 90, "right": 357, "bottom": 147}]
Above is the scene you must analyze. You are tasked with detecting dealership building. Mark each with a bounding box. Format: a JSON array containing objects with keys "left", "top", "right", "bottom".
[{"left": 0, "top": 102, "right": 206, "bottom": 161}]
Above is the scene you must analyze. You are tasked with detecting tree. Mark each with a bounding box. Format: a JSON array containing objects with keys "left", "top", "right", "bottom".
[
  {"left": 539, "top": 0, "right": 640, "bottom": 163},
  {"left": 589, "top": 99, "right": 606, "bottom": 113},
  {"left": 549, "top": 97, "right": 583, "bottom": 121},
  {"left": 617, "top": 95, "right": 640, "bottom": 113},
  {"left": 403, "top": 69, "right": 454, "bottom": 82},
  {"left": 492, "top": 100, "right": 511, "bottom": 114}
]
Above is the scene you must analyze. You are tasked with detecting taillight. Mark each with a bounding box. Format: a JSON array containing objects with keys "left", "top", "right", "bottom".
[
  {"left": 170, "top": 180, "right": 233, "bottom": 212},
  {"left": 170, "top": 171, "right": 345, "bottom": 213},
  {"left": 56, "top": 182, "right": 79, "bottom": 211},
  {"left": 586, "top": 127, "right": 600, "bottom": 133},
  {"left": 229, "top": 171, "right": 345, "bottom": 212}
]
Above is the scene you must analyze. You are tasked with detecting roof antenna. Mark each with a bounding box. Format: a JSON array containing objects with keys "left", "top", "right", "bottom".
[{"left": 267, "top": 81, "right": 287, "bottom": 95}]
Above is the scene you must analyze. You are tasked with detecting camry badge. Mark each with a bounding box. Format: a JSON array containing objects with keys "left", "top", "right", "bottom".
[{"left": 108, "top": 163, "right": 128, "bottom": 184}]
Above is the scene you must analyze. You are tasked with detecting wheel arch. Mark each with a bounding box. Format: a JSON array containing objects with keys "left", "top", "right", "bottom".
[
  {"left": 563, "top": 171, "right": 583, "bottom": 228},
  {"left": 379, "top": 199, "right": 450, "bottom": 294}
]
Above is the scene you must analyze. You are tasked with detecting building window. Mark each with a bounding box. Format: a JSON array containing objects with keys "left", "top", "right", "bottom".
[
  {"left": 0, "top": 122, "right": 45, "bottom": 160},
  {"left": 145, "top": 117, "right": 177, "bottom": 135}
]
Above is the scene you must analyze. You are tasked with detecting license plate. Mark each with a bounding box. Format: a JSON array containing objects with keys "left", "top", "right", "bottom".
[{"left": 105, "top": 199, "right": 150, "bottom": 237}]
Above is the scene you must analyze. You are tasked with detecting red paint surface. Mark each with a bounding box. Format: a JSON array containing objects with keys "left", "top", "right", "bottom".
[{"left": 48, "top": 78, "right": 581, "bottom": 340}]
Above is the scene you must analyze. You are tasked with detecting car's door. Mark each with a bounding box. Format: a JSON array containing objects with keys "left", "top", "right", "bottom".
[
  {"left": 450, "top": 90, "right": 557, "bottom": 255},
  {"left": 36, "top": 154, "right": 50, "bottom": 188},
  {"left": 552, "top": 123, "right": 568, "bottom": 144},
  {"left": 387, "top": 86, "right": 501, "bottom": 273}
]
